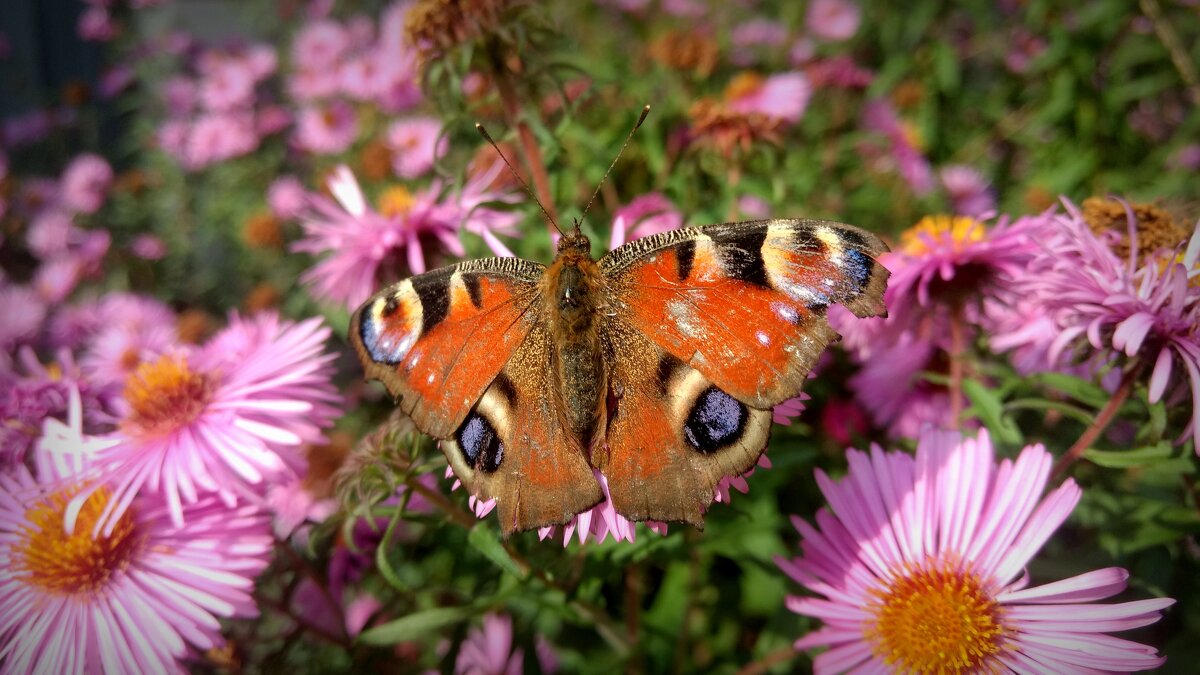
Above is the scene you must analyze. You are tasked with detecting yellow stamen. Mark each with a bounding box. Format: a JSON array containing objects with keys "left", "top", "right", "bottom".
[
  {"left": 122, "top": 355, "right": 214, "bottom": 437},
  {"left": 900, "top": 215, "right": 986, "bottom": 255},
  {"left": 866, "top": 560, "right": 1007, "bottom": 673},
  {"left": 15, "top": 486, "right": 143, "bottom": 595},
  {"left": 379, "top": 185, "right": 416, "bottom": 218}
]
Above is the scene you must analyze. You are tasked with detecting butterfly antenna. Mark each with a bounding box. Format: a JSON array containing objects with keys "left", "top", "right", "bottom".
[
  {"left": 578, "top": 104, "right": 651, "bottom": 228},
  {"left": 475, "top": 123, "right": 564, "bottom": 237}
]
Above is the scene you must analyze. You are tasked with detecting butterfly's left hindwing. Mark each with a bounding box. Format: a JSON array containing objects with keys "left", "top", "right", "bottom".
[{"left": 349, "top": 258, "right": 544, "bottom": 439}]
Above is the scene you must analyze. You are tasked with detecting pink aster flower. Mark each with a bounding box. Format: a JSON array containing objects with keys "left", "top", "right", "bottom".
[
  {"left": 777, "top": 428, "right": 1173, "bottom": 673},
  {"left": 130, "top": 234, "right": 167, "bottom": 260},
  {"left": 804, "top": 56, "right": 874, "bottom": 89},
  {"left": 79, "top": 312, "right": 341, "bottom": 532},
  {"left": 455, "top": 613, "right": 559, "bottom": 675},
  {"left": 607, "top": 192, "right": 683, "bottom": 250},
  {"left": 730, "top": 19, "right": 788, "bottom": 66},
  {"left": 727, "top": 71, "right": 812, "bottom": 124},
  {"left": 387, "top": 117, "right": 447, "bottom": 179},
  {"left": 77, "top": 6, "right": 116, "bottom": 42},
  {"left": 266, "top": 475, "right": 337, "bottom": 541},
  {"left": 198, "top": 60, "right": 257, "bottom": 112},
  {"left": 862, "top": 99, "right": 934, "bottom": 195},
  {"left": 294, "top": 101, "right": 359, "bottom": 155},
  {"left": 1007, "top": 200, "right": 1200, "bottom": 450},
  {"left": 292, "top": 19, "right": 351, "bottom": 73},
  {"left": 59, "top": 153, "right": 113, "bottom": 214},
  {"left": 0, "top": 466, "right": 272, "bottom": 674},
  {"left": 0, "top": 284, "right": 47, "bottom": 350},
  {"left": 940, "top": 164, "right": 995, "bottom": 218},
  {"left": 184, "top": 111, "right": 261, "bottom": 169},
  {"left": 267, "top": 175, "right": 308, "bottom": 219},
  {"left": 25, "top": 209, "right": 78, "bottom": 259},
  {"left": 162, "top": 76, "right": 197, "bottom": 116},
  {"left": 805, "top": 0, "right": 861, "bottom": 42}
]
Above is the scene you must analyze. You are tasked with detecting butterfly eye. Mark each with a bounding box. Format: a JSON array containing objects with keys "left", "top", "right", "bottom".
[
  {"left": 683, "top": 386, "right": 748, "bottom": 453},
  {"left": 456, "top": 412, "right": 505, "bottom": 473}
]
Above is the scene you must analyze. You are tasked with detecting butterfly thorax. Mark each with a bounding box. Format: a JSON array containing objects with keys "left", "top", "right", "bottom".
[{"left": 544, "top": 232, "right": 607, "bottom": 451}]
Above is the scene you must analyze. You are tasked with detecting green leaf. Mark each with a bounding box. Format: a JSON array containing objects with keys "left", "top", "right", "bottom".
[
  {"left": 467, "top": 525, "right": 525, "bottom": 578},
  {"left": 1084, "top": 442, "right": 1173, "bottom": 468},
  {"left": 1034, "top": 372, "right": 1112, "bottom": 409},
  {"left": 962, "top": 380, "right": 1023, "bottom": 445},
  {"left": 357, "top": 606, "right": 474, "bottom": 645}
]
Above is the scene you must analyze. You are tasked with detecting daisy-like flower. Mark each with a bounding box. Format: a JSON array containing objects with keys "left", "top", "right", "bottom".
[
  {"left": 805, "top": 0, "right": 861, "bottom": 42},
  {"left": 0, "top": 465, "right": 273, "bottom": 674},
  {"left": 81, "top": 312, "right": 341, "bottom": 531},
  {"left": 294, "top": 164, "right": 518, "bottom": 309},
  {"left": 726, "top": 71, "right": 813, "bottom": 124},
  {"left": 386, "top": 117, "right": 447, "bottom": 179},
  {"left": 455, "top": 613, "right": 559, "bottom": 675},
  {"left": 1006, "top": 199, "right": 1200, "bottom": 450},
  {"left": 294, "top": 101, "right": 359, "bottom": 155},
  {"left": 267, "top": 175, "right": 308, "bottom": 219},
  {"left": 59, "top": 153, "right": 113, "bottom": 215},
  {"left": 777, "top": 428, "right": 1173, "bottom": 673}
]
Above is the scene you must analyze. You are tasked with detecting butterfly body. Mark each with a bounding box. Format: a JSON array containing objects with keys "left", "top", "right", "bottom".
[{"left": 351, "top": 219, "right": 889, "bottom": 535}]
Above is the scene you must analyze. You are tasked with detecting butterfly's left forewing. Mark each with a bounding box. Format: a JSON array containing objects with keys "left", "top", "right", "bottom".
[
  {"left": 597, "top": 219, "right": 888, "bottom": 523},
  {"left": 349, "top": 258, "right": 544, "bottom": 439}
]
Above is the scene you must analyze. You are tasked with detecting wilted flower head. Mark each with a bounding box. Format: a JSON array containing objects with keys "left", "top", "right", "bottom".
[{"left": 778, "top": 428, "right": 1172, "bottom": 673}]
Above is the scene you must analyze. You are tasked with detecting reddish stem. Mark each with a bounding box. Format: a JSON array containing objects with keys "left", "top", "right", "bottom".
[{"left": 1052, "top": 365, "right": 1140, "bottom": 478}]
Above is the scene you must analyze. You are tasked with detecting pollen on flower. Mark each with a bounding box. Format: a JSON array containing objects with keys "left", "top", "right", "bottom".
[
  {"left": 900, "top": 215, "right": 986, "bottom": 255},
  {"left": 15, "top": 486, "right": 143, "bottom": 595},
  {"left": 1080, "top": 196, "right": 1187, "bottom": 263},
  {"left": 122, "top": 355, "right": 214, "bottom": 437},
  {"left": 379, "top": 185, "right": 416, "bottom": 218},
  {"left": 865, "top": 560, "right": 1007, "bottom": 673}
]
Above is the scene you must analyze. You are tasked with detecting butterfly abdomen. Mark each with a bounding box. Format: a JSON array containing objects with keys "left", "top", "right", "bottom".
[{"left": 545, "top": 247, "right": 608, "bottom": 450}]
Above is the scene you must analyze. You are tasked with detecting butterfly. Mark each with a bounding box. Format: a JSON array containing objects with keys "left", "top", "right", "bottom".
[{"left": 349, "top": 214, "right": 889, "bottom": 535}]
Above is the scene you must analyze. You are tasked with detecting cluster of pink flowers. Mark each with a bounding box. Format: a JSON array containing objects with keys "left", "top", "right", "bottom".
[
  {"left": 156, "top": 41, "right": 282, "bottom": 170},
  {"left": 287, "top": 3, "right": 423, "bottom": 155}
]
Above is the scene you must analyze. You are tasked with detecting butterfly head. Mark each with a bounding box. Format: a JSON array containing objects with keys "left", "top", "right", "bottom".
[{"left": 557, "top": 223, "right": 593, "bottom": 260}]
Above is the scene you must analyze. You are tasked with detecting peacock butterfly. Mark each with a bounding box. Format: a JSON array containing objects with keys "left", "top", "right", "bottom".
[{"left": 349, "top": 114, "right": 889, "bottom": 535}]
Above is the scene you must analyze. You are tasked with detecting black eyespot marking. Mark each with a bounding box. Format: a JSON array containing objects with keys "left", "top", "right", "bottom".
[
  {"left": 411, "top": 272, "right": 451, "bottom": 333},
  {"left": 676, "top": 239, "right": 696, "bottom": 281},
  {"left": 683, "top": 386, "right": 747, "bottom": 453},
  {"left": 710, "top": 227, "right": 770, "bottom": 288},
  {"left": 456, "top": 411, "right": 504, "bottom": 473},
  {"left": 463, "top": 273, "right": 484, "bottom": 309},
  {"left": 838, "top": 227, "right": 869, "bottom": 250},
  {"left": 843, "top": 249, "right": 874, "bottom": 292}
]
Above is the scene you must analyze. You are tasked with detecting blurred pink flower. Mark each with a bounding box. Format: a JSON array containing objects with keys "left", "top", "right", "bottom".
[
  {"left": 97, "top": 64, "right": 135, "bottom": 99},
  {"left": 0, "top": 284, "right": 46, "bottom": 350},
  {"left": 183, "top": 111, "right": 261, "bottom": 169},
  {"left": 662, "top": 0, "right": 707, "bottom": 17},
  {"left": 607, "top": 192, "right": 683, "bottom": 250},
  {"left": 77, "top": 7, "right": 116, "bottom": 42},
  {"left": 267, "top": 475, "right": 337, "bottom": 541},
  {"left": 199, "top": 60, "right": 257, "bottom": 112},
  {"left": 26, "top": 209, "right": 79, "bottom": 259},
  {"left": 535, "top": 470, "right": 669, "bottom": 546},
  {"left": 293, "top": 19, "right": 351, "bottom": 73},
  {"left": 295, "top": 101, "right": 359, "bottom": 155},
  {"left": 730, "top": 19, "right": 788, "bottom": 66},
  {"left": 778, "top": 428, "right": 1172, "bottom": 673},
  {"left": 1168, "top": 143, "right": 1200, "bottom": 171},
  {"left": 268, "top": 175, "right": 309, "bottom": 219},
  {"left": 387, "top": 117, "right": 447, "bottom": 178},
  {"left": 805, "top": 55, "right": 874, "bottom": 89},
  {"left": 59, "top": 153, "right": 113, "bottom": 214},
  {"left": 0, "top": 466, "right": 273, "bottom": 674},
  {"left": 130, "top": 234, "right": 167, "bottom": 260},
  {"left": 862, "top": 99, "right": 934, "bottom": 194},
  {"left": 1006, "top": 27, "right": 1047, "bottom": 74},
  {"left": 163, "top": 76, "right": 197, "bottom": 115},
  {"left": 737, "top": 194, "right": 771, "bottom": 219},
  {"left": 727, "top": 72, "right": 812, "bottom": 124},
  {"left": 455, "top": 613, "right": 559, "bottom": 675},
  {"left": 79, "top": 312, "right": 341, "bottom": 532},
  {"left": 806, "top": 0, "right": 861, "bottom": 42},
  {"left": 939, "top": 164, "right": 995, "bottom": 217}
]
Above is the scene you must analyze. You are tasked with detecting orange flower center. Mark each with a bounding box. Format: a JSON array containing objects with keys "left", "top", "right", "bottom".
[
  {"left": 865, "top": 561, "right": 1007, "bottom": 672},
  {"left": 14, "top": 486, "right": 143, "bottom": 595},
  {"left": 724, "top": 71, "right": 765, "bottom": 101},
  {"left": 900, "top": 215, "right": 986, "bottom": 255},
  {"left": 122, "top": 355, "right": 214, "bottom": 437},
  {"left": 379, "top": 185, "right": 416, "bottom": 218}
]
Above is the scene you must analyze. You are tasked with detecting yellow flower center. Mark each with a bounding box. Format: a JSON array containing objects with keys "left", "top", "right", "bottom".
[
  {"left": 14, "top": 486, "right": 143, "bottom": 595},
  {"left": 122, "top": 355, "right": 214, "bottom": 437},
  {"left": 900, "top": 215, "right": 986, "bottom": 255},
  {"left": 866, "top": 561, "right": 1007, "bottom": 673},
  {"left": 724, "top": 71, "right": 765, "bottom": 101},
  {"left": 379, "top": 185, "right": 416, "bottom": 218}
]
